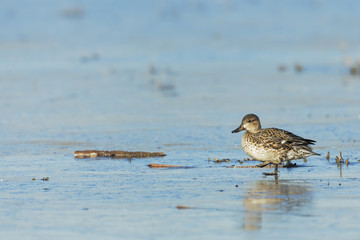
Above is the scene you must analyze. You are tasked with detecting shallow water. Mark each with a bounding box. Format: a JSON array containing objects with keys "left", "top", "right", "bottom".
[{"left": 1, "top": 1, "right": 360, "bottom": 239}]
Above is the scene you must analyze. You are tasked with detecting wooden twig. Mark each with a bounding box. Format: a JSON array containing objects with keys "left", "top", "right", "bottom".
[
  {"left": 177, "top": 205, "right": 194, "bottom": 210},
  {"left": 147, "top": 163, "right": 183, "bottom": 168},
  {"left": 74, "top": 150, "right": 166, "bottom": 159}
]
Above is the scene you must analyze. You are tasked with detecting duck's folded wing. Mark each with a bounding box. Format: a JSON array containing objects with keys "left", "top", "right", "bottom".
[{"left": 262, "top": 128, "right": 316, "bottom": 146}]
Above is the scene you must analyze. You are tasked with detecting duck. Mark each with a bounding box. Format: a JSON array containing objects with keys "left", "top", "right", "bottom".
[{"left": 232, "top": 114, "right": 320, "bottom": 175}]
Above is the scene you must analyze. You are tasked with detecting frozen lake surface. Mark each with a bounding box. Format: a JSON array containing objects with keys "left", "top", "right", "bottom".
[{"left": 1, "top": 1, "right": 360, "bottom": 239}]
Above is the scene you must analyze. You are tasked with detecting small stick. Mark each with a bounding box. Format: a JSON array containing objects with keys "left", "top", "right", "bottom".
[
  {"left": 339, "top": 147, "right": 342, "bottom": 160},
  {"left": 148, "top": 163, "right": 183, "bottom": 168},
  {"left": 74, "top": 150, "right": 166, "bottom": 159},
  {"left": 177, "top": 205, "right": 194, "bottom": 210}
]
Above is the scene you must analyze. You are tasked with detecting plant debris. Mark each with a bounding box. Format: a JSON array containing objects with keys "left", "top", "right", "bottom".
[
  {"left": 349, "top": 65, "right": 360, "bottom": 76},
  {"left": 177, "top": 205, "right": 194, "bottom": 210},
  {"left": 278, "top": 65, "right": 287, "bottom": 72},
  {"left": 213, "top": 158, "right": 230, "bottom": 163},
  {"left": 147, "top": 163, "right": 183, "bottom": 168},
  {"left": 326, "top": 152, "right": 330, "bottom": 160},
  {"left": 295, "top": 63, "right": 303, "bottom": 72},
  {"left": 74, "top": 150, "right": 166, "bottom": 159},
  {"left": 335, "top": 148, "right": 344, "bottom": 166},
  {"left": 334, "top": 147, "right": 350, "bottom": 177}
]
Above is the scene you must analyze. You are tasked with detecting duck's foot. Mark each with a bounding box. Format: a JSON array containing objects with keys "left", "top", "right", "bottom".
[
  {"left": 256, "top": 162, "right": 271, "bottom": 168},
  {"left": 283, "top": 161, "right": 296, "bottom": 168},
  {"left": 262, "top": 164, "right": 279, "bottom": 175},
  {"left": 263, "top": 171, "right": 278, "bottom": 176}
]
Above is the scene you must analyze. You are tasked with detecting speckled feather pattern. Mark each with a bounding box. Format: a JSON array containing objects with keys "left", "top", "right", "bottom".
[
  {"left": 242, "top": 128, "right": 317, "bottom": 163},
  {"left": 232, "top": 114, "right": 320, "bottom": 165}
]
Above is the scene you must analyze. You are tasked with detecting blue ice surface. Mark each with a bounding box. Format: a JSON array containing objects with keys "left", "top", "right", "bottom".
[{"left": 1, "top": 1, "right": 360, "bottom": 239}]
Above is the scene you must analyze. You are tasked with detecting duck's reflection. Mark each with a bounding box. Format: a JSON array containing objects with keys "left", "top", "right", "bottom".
[{"left": 243, "top": 178, "right": 312, "bottom": 231}]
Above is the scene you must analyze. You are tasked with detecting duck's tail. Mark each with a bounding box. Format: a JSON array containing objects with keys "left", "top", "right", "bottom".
[
  {"left": 312, "top": 151, "right": 321, "bottom": 156},
  {"left": 292, "top": 145, "right": 321, "bottom": 158}
]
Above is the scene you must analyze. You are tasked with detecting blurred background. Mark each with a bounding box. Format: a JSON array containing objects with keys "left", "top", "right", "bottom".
[{"left": 1, "top": 0, "right": 360, "bottom": 151}]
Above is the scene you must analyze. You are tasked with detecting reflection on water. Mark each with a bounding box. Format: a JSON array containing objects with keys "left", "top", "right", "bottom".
[{"left": 243, "top": 179, "right": 312, "bottom": 231}]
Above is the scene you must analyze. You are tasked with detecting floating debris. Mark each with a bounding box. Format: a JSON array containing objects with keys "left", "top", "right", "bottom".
[
  {"left": 350, "top": 66, "right": 358, "bottom": 75},
  {"left": 295, "top": 63, "right": 303, "bottom": 72},
  {"left": 346, "top": 159, "right": 349, "bottom": 166},
  {"left": 41, "top": 177, "right": 50, "bottom": 181},
  {"left": 335, "top": 148, "right": 345, "bottom": 178},
  {"left": 32, "top": 178, "right": 35, "bottom": 181},
  {"left": 74, "top": 150, "right": 166, "bottom": 159},
  {"left": 213, "top": 158, "right": 230, "bottom": 163},
  {"left": 335, "top": 148, "right": 344, "bottom": 165},
  {"left": 278, "top": 65, "right": 287, "bottom": 72},
  {"left": 237, "top": 160, "right": 244, "bottom": 164},
  {"left": 148, "top": 163, "right": 183, "bottom": 168},
  {"left": 177, "top": 205, "right": 194, "bottom": 210},
  {"left": 325, "top": 152, "right": 330, "bottom": 161}
]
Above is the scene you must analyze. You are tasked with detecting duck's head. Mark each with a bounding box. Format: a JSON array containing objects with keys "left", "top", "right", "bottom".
[{"left": 232, "top": 114, "right": 261, "bottom": 133}]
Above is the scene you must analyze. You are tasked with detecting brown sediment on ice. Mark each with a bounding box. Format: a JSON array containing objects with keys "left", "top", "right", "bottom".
[
  {"left": 147, "top": 163, "right": 184, "bottom": 168},
  {"left": 227, "top": 165, "right": 286, "bottom": 168},
  {"left": 213, "top": 158, "right": 231, "bottom": 163},
  {"left": 176, "top": 205, "right": 194, "bottom": 210},
  {"left": 74, "top": 150, "right": 166, "bottom": 159}
]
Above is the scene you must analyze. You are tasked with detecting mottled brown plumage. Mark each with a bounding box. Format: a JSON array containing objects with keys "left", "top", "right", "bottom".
[{"left": 232, "top": 114, "right": 320, "bottom": 175}]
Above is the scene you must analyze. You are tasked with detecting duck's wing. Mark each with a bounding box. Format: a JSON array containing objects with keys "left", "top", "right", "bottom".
[
  {"left": 261, "top": 128, "right": 316, "bottom": 146},
  {"left": 253, "top": 129, "right": 289, "bottom": 150}
]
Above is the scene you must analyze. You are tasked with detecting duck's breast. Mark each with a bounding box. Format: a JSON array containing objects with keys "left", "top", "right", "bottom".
[{"left": 241, "top": 132, "right": 283, "bottom": 162}]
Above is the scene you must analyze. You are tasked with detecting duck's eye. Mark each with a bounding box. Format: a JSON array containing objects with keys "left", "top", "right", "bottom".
[{"left": 247, "top": 119, "right": 253, "bottom": 123}]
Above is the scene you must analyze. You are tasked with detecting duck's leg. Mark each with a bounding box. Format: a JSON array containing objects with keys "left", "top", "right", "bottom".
[
  {"left": 263, "top": 164, "right": 279, "bottom": 176},
  {"left": 284, "top": 160, "right": 296, "bottom": 168}
]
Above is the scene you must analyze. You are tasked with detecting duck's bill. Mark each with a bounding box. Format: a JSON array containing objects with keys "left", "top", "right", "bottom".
[{"left": 232, "top": 125, "right": 244, "bottom": 133}]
